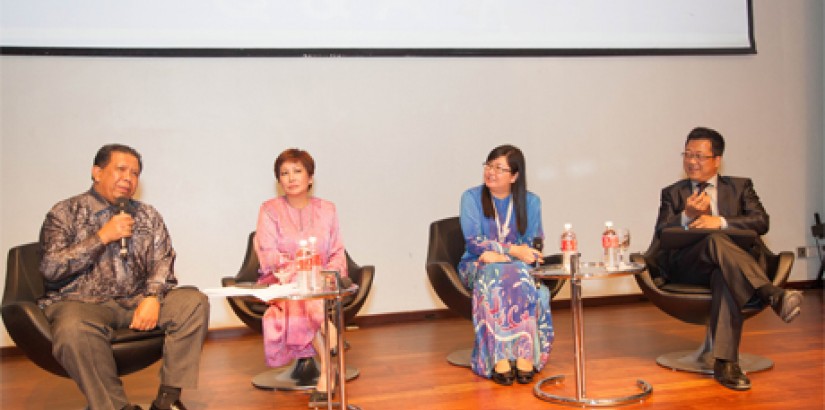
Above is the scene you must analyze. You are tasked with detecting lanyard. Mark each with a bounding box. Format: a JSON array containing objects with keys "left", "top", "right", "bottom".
[{"left": 493, "top": 197, "right": 513, "bottom": 241}]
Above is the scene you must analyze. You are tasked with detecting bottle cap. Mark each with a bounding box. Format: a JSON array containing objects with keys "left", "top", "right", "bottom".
[
  {"left": 308, "top": 236, "right": 317, "bottom": 244},
  {"left": 564, "top": 223, "right": 572, "bottom": 230},
  {"left": 605, "top": 221, "right": 613, "bottom": 227},
  {"left": 299, "top": 239, "right": 308, "bottom": 247}
]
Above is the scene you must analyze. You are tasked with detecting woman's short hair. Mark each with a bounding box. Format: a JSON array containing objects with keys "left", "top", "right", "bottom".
[{"left": 274, "top": 148, "right": 315, "bottom": 184}]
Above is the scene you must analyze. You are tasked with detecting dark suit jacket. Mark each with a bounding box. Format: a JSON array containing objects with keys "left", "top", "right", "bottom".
[{"left": 649, "top": 175, "right": 770, "bottom": 282}]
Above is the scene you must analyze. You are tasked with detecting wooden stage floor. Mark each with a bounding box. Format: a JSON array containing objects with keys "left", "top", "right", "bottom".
[{"left": 1, "top": 289, "right": 822, "bottom": 409}]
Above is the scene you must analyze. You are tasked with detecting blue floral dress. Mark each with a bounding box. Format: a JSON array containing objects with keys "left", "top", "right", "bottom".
[{"left": 458, "top": 185, "right": 554, "bottom": 378}]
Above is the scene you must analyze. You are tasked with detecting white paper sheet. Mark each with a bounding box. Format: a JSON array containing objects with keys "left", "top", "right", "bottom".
[{"left": 202, "top": 284, "right": 298, "bottom": 302}]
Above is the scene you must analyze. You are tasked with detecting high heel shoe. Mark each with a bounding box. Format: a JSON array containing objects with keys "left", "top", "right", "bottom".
[{"left": 491, "top": 368, "right": 515, "bottom": 386}]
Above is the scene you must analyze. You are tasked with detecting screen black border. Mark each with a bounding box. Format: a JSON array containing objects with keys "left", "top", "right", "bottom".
[{"left": 0, "top": 0, "right": 755, "bottom": 58}]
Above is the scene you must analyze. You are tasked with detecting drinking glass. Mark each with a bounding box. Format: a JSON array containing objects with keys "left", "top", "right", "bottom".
[
  {"left": 273, "top": 252, "right": 294, "bottom": 285},
  {"left": 618, "top": 228, "right": 631, "bottom": 266}
]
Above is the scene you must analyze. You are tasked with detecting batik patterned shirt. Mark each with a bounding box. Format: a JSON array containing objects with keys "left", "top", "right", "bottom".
[{"left": 38, "top": 188, "right": 177, "bottom": 309}]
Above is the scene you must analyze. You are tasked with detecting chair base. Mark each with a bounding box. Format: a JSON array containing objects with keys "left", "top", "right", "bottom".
[
  {"left": 252, "top": 359, "right": 360, "bottom": 391},
  {"left": 656, "top": 350, "right": 774, "bottom": 375},
  {"left": 447, "top": 348, "right": 472, "bottom": 368}
]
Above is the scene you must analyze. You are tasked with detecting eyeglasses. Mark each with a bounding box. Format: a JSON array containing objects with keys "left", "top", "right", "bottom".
[
  {"left": 482, "top": 162, "right": 512, "bottom": 175},
  {"left": 681, "top": 152, "right": 716, "bottom": 162}
]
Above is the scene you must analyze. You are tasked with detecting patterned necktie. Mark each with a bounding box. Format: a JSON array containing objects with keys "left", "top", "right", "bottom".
[{"left": 695, "top": 182, "right": 712, "bottom": 215}]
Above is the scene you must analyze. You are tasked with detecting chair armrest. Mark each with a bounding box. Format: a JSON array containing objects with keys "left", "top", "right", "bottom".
[
  {"left": 630, "top": 252, "right": 664, "bottom": 296},
  {"left": 772, "top": 251, "right": 795, "bottom": 287},
  {"left": 1, "top": 300, "right": 69, "bottom": 376},
  {"left": 429, "top": 262, "right": 471, "bottom": 297},
  {"left": 343, "top": 265, "right": 375, "bottom": 323},
  {"left": 426, "top": 261, "right": 472, "bottom": 320},
  {"left": 343, "top": 264, "right": 374, "bottom": 323},
  {"left": 351, "top": 264, "right": 374, "bottom": 302},
  {"left": 2, "top": 300, "right": 53, "bottom": 344}
]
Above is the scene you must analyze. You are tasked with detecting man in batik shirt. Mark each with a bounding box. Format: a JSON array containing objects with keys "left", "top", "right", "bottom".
[{"left": 39, "top": 144, "right": 209, "bottom": 410}]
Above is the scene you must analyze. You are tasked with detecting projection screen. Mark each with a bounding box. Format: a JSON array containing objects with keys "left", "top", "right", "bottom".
[{"left": 0, "top": 0, "right": 754, "bottom": 56}]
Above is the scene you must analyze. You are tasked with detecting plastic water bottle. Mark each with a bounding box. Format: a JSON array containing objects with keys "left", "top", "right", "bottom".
[
  {"left": 307, "top": 236, "right": 321, "bottom": 291},
  {"left": 560, "top": 223, "right": 577, "bottom": 273},
  {"left": 602, "top": 221, "right": 619, "bottom": 269},
  {"left": 296, "top": 239, "right": 311, "bottom": 292}
]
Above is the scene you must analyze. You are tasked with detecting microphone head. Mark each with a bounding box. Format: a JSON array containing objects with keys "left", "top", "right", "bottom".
[
  {"left": 532, "top": 237, "right": 544, "bottom": 252},
  {"left": 114, "top": 198, "right": 133, "bottom": 215}
]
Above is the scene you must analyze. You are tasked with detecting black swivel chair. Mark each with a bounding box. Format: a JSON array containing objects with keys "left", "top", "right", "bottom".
[
  {"left": 1, "top": 242, "right": 166, "bottom": 378},
  {"left": 426, "top": 216, "right": 565, "bottom": 367},
  {"left": 633, "top": 236, "right": 794, "bottom": 374},
  {"left": 221, "top": 232, "right": 374, "bottom": 390},
  {"left": 812, "top": 213, "right": 824, "bottom": 286}
]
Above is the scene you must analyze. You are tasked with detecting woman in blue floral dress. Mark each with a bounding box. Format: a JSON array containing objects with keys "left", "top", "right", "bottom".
[{"left": 458, "top": 144, "right": 554, "bottom": 385}]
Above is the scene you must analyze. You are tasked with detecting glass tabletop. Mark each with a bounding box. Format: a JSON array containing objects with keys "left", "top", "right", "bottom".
[{"left": 532, "top": 261, "right": 645, "bottom": 279}]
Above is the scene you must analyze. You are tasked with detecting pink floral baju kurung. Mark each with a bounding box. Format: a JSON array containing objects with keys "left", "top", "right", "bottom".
[{"left": 254, "top": 196, "right": 347, "bottom": 367}]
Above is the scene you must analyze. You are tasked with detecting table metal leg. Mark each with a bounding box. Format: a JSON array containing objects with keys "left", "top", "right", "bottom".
[
  {"left": 313, "top": 296, "right": 361, "bottom": 410},
  {"left": 534, "top": 260, "right": 653, "bottom": 407},
  {"left": 325, "top": 299, "right": 334, "bottom": 410},
  {"left": 571, "top": 276, "right": 586, "bottom": 400},
  {"left": 535, "top": 376, "right": 653, "bottom": 407}
]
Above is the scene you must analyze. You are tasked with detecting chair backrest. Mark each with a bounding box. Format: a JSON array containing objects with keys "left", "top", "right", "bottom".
[
  {"left": 426, "top": 217, "right": 473, "bottom": 320},
  {"left": 2, "top": 243, "right": 44, "bottom": 306},
  {"left": 426, "top": 217, "right": 465, "bottom": 269},
  {"left": 343, "top": 251, "right": 375, "bottom": 324},
  {"left": 235, "top": 231, "right": 261, "bottom": 283},
  {"left": 345, "top": 252, "right": 362, "bottom": 286}
]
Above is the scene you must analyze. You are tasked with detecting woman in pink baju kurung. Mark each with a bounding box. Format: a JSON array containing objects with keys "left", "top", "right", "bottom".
[{"left": 254, "top": 148, "right": 347, "bottom": 401}]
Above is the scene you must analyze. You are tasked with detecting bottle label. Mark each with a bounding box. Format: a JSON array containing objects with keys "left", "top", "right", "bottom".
[
  {"left": 296, "top": 249, "right": 312, "bottom": 271},
  {"left": 602, "top": 235, "right": 619, "bottom": 248},
  {"left": 561, "top": 239, "right": 577, "bottom": 252}
]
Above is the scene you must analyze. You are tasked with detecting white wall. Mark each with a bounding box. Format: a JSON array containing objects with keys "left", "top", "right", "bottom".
[{"left": 1, "top": 0, "right": 822, "bottom": 348}]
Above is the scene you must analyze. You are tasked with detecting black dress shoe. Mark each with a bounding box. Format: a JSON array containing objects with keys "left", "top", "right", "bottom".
[
  {"left": 292, "top": 357, "right": 320, "bottom": 380},
  {"left": 149, "top": 400, "right": 187, "bottom": 410},
  {"left": 771, "top": 290, "right": 803, "bottom": 323},
  {"left": 713, "top": 359, "right": 751, "bottom": 391},
  {"left": 491, "top": 368, "right": 515, "bottom": 386},
  {"left": 515, "top": 367, "right": 535, "bottom": 384}
]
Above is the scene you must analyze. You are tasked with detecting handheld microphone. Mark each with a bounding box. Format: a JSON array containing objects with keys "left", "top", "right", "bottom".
[
  {"left": 532, "top": 237, "right": 544, "bottom": 252},
  {"left": 532, "top": 237, "right": 544, "bottom": 267},
  {"left": 115, "top": 198, "right": 131, "bottom": 259}
]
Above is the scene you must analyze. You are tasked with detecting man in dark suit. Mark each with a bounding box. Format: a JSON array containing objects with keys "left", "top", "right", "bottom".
[{"left": 652, "top": 127, "right": 802, "bottom": 391}]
